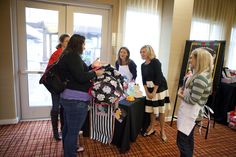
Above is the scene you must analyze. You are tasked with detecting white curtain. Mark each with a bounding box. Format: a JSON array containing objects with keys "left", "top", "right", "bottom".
[
  {"left": 227, "top": 7, "right": 236, "bottom": 70},
  {"left": 190, "top": 0, "right": 236, "bottom": 70},
  {"left": 228, "top": 27, "right": 236, "bottom": 70},
  {"left": 117, "top": 0, "right": 163, "bottom": 85}
]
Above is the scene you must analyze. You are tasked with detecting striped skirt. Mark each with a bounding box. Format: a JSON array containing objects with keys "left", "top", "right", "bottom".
[
  {"left": 145, "top": 81, "right": 171, "bottom": 114},
  {"left": 90, "top": 101, "right": 116, "bottom": 144}
]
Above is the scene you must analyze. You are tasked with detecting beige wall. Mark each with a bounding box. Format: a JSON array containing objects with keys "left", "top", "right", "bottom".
[
  {"left": 167, "top": 0, "right": 194, "bottom": 117},
  {"left": 0, "top": 0, "right": 17, "bottom": 120},
  {"left": 159, "top": 0, "right": 174, "bottom": 78}
]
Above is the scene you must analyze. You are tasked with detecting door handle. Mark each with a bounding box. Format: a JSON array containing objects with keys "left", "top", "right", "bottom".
[{"left": 20, "top": 70, "right": 44, "bottom": 74}]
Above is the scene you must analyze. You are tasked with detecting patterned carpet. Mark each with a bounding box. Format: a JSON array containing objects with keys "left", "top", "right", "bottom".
[{"left": 0, "top": 120, "right": 235, "bottom": 157}]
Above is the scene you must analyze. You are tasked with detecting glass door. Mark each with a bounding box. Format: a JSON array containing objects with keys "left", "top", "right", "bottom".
[
  {"left": 66, "top": 6, "right": 111, "bottom": 64},
  {"left": 17, "top": 1, "right": 65, "bottom": 119},
  {"left": 17, "top": 1, "right": 111, "bottom": 119}
]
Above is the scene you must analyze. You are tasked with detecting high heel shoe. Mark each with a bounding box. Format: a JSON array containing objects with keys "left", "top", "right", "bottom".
[
  {"left": 146, "top": 129, "right": 156, "bottom": 136},
  {"left": 53, "top": 133, "right": 62, "bottom": 141},
  {"left": 160, "top": 131, "right": 167, "bottom": 142},
  {"left": 77, "top": 146, "right": 84, "bottom": 153}
]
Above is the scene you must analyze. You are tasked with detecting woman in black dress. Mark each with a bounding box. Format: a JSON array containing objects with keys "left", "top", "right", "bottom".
[{"left": 140, "top": 45, "right": 170, "bottom": 142}]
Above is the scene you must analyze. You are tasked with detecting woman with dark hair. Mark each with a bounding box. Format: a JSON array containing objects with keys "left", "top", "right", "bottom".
[
  {"left": 48, "top": 34, "right": 70, "bottom": 66},
  {"left": 47, "top": 33, "right": 70, "bottom": 140},
  {"left": 115, "top": 47, "right": 137, "bottom": 82},
  {"left": 58, "top": 34, "right": 104, "bottom": 157}
]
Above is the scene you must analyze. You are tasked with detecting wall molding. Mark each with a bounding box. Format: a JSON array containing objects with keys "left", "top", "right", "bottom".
[
  {"left": 165, "top": 116, "right": 177, "bottom": 122},
  {"left": 0, "top": 117, "right": 19, "bottom": 125}
]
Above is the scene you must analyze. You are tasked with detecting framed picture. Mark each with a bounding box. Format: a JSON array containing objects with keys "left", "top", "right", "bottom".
[{"left": 179, "top": 40, "right": 226, "bottom": 92}]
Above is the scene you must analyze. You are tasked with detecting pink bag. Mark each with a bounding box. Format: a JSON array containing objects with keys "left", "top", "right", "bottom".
[{"left": 228, "top": 107, "right": 236, "bottom": 130}]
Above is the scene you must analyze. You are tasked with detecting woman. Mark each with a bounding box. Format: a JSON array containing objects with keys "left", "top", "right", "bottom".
[
  {"left": 177, "top": 48, "right": 213, "bottom": 157},
  {"left": 140, "top": 45, "right": 170, "bottom": 142},
  {"left": 115, "top": 47, "right": 137, "bottom": 82},
  {"left": 58, "top": 34, "right": 104, "bottom": 157},
  {"left": 47, "top": 34, "right": 70, "bottom": 140}
]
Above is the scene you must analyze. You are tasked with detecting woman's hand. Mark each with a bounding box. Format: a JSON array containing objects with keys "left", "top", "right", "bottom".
[
  {"left": 144, "top": 85, "right": 153, "bottom": 99},
  {"left": 92, "top": 58, "right": 102, "bottom": 68},
  {"left": 178, "top": 87, "right": 184, "bottom": 99},
  {"left": 151, "top": 92, "right": 156, "bottom": 98},
  {"left": 147, "top": 92, "right": 154, "bottom": 99},
  {"left": 95, "top": 69, "right": 104, "bottom": 76}
]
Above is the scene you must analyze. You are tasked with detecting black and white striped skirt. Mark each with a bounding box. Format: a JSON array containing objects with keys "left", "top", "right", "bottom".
[
  {"left": 145, "top": 81, "right": 171, "bottom": 114},
  {"left": 90, "top": 101, "right": 116, "bottom": 144}
]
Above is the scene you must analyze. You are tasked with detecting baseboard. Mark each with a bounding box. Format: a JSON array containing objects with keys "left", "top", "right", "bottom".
[
  {"left": 0, "top": 117, "right": 19, "bottom": 125},
  {"left": 165, "top": 116, "right": 177, "bottom": 122},
  {"left": 21, "top": 118, "right": 50, "bottom": 121}
]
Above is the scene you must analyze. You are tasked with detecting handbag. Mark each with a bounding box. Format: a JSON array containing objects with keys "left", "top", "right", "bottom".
[{"left": 39, "top": 53, "right": 68, "bottom": 94}]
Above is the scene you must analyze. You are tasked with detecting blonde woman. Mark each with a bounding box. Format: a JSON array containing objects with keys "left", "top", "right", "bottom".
[
  {"left": 140, "top": 45, "right": 170, "bottom": 142},
  {"left": 177, "top": 48, "right": 213, "bottom": 157}
]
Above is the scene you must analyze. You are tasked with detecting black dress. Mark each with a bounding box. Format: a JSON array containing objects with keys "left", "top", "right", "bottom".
[{"left": 141, "top": 58, "right": 170, "bottom": 114}]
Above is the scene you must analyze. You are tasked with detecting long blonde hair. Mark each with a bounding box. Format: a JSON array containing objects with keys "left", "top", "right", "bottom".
[
  {"left": 141, "top": 45, "right": 156, "bottom": 59},
  {"left": 192, "top": 48, "right": 213, "bottom": 76},
  {"left": 185, "top": 48, "right": 213, "bottom": 87}
]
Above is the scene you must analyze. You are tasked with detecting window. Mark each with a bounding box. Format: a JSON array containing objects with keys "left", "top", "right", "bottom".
[
  {"left": 73, "top": 13, "right": 102, "bottom": 65},
  {"left": 190, "top": 20, "right": 236, "bottom": 70},
  {"left": 228, "top": 27, "right": 236, "bottom": 69},
  {"left": 190, "top": 21, "right": 222, "bottom": 40},
  {"left": 123, "top": 10, "right": 161, "bottom": 85}
]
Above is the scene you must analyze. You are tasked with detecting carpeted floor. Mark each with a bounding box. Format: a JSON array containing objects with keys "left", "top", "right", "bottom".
[{"left": 0, "top": 120, "right": 235, "bottom": 157}]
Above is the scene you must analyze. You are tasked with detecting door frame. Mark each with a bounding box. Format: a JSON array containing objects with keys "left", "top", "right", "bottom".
[
  {"left": 17, "top": 0, "right": 66, "bottom": 119},
  {"left": 17, "top": 0, "right": 112, "bottom": 119}
]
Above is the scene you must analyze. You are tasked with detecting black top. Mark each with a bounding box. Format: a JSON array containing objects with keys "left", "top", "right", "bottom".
[
  {"left": 141, "top": 58, "right": 168, "bottom": 92},
  {"left": 58, "top": 50, "right": 96, "bottom": 92},
  {"left": 115, "top": 60, "right": 137, "bottom": 80}
]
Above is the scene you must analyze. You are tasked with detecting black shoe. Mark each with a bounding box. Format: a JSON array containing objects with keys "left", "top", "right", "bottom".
[
  {"left": 54, "top": 134, "right": 62, "bottom": 141},
  {"left": 142, "top": 132, "right": 147, "bottom": 137}
]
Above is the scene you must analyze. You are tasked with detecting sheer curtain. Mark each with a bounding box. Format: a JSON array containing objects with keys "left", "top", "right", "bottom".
[
  {"left": 190, "top": 0, "right": 236, "bottom": 70},
  {"left": 227, "top": 8, "right": 236, "bottom": 70},
  {"left": 117, "top": 0, "right": 163, "bottom": 86}
]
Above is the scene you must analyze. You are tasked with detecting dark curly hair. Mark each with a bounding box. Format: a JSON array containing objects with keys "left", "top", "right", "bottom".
[{"left": 65, "top": 34, "right": 85, "bottom": 54}]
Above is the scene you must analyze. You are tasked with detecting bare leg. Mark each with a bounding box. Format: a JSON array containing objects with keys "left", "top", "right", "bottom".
[
  {"left": 146, "top": 114, "right": 152, "bottom": 132},
  {"left": 159, "top": 113, "right": 167, "bottom": 142},
  {"left": 150, "top": 113, "right": 156, "bottom": 129},
  {"left": 146, "top": 113, "right": 156, "bottom": 135}
]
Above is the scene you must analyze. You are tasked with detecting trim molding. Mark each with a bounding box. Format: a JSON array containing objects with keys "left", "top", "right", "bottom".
[
  {"left": 165, "top": 116, "right": 177, "bottom": 122},
  {"left": 21, "top": 118, "right": 50, "bottom": 121},
  {"left": 0, "top": 117, "right": 19, "bottom": 125}
]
